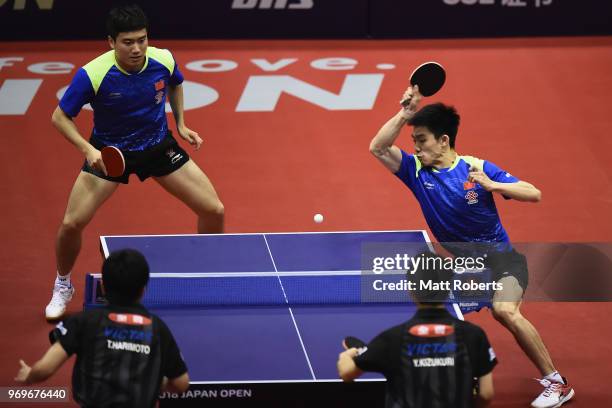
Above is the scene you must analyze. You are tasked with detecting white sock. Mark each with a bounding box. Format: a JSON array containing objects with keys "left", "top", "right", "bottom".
[
  {"left": 55, "top": 272, "right": 71, "bottom": 287},
  {"left": 544, "top": 371, "right": 564, "bottom": 384}
]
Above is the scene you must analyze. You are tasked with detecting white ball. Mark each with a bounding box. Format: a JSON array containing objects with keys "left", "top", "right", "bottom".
[{"left": 314, "top": 213, "right": 324, "bottom": 223}]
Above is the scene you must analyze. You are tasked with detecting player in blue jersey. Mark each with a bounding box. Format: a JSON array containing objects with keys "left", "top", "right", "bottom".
[
  {"left": 45, "top": 5, "right": 224, "bottom": 320},
  {"left": 369, "top": 86, "right": 574, "bottom": 408}
]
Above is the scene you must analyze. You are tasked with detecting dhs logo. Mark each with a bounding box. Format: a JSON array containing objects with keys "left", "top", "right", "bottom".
[{"left": 232, "top": 0, "right": 313, "bottom": 9}]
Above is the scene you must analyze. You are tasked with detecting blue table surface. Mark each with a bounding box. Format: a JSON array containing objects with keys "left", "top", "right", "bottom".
[
  {"left": 153, "top": 302, "right": 431, "bottom": 382},
  {"left": 101, "top": 231, "right": 431, "bottom": 273},
  {"left": 99, "top": 231, "right": 459, "bottom": 383}
]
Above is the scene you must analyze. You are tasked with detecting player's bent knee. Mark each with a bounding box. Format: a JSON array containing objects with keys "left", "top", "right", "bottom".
[
  {"left": 212, "top": 201, "right": 224, "bottom": 216},
  {"left": 491, "top": 304, "right": 521, "bottom": 326},
  {"left": 60, "top": 216, "right": 89, "bottom": 233},
  {"left": 199, "top": 200, "right": 224, "bottom": 217}
]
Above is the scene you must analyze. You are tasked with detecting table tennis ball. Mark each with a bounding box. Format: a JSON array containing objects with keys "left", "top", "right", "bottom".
[{"left": 314, "top": 213, "right": 324, "bottom": 223}]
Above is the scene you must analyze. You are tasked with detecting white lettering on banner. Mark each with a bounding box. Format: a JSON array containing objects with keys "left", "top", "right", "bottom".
[
  {"left": 231, "top": 0, "right": 313, "bottom": 9},
  {"left": 7, "top": 56, "right": 392, "bottom": 113},
  {"left": 0, "top": 0, "right": 54, "bottom": 10},
  {"left": 311, "top": 58, "right": 357, "bottom": 71},
  {"left": 236, "top": 74, "right": 383, "bottom": 111},
  {"left": 250, "top": 58, "right": 298, "bottom": 71},
  {"left": 27, "top": 62, "right": 74, "bottom": 75},
  {"left": 0, "top": 57, "right": 24, "bottom": 71},
  {"left": 287, "top": 0, "right": 312, "bottom": 9},
  {"left": 0, "top": 79, "right": 42, "bottom": 115},
  {"left": 56, "top": 80, "right": 218, "bottom": 112},
  {"left": 186, "top": 60, "right": 238, "bottom": 73},
  {"left": 160, "top": 388, "right": 253, "bottom": 399}
]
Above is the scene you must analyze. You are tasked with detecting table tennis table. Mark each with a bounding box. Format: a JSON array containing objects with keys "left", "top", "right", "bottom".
[{"left": 86, "top": 230, "right": 468, "bottom": 407}]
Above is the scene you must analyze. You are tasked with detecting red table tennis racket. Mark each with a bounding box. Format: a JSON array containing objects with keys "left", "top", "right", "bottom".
[
  {"left": 101, "top": 146, "right": 125, "bottom": 177},
  {"left": 401, "top": 61, "right": 446, "bottom": 107}
]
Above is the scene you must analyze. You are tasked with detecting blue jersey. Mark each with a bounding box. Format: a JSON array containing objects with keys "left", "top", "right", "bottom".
[
  {"left": 395, "top": 150, "right": 519, "bottom": 244},
  {"left": 59, "top": 47, "right": 184, "bottom": 151}
]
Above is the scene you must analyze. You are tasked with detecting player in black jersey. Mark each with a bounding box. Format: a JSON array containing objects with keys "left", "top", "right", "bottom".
[
  {"left": 337, "top": 252, "right": 496, "bottom": 408},
  {"left": 16, "top": 249, "right": 189, "bottom": 408}
]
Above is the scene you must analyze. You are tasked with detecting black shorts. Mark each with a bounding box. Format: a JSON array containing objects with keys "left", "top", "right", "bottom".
[
  {"left": 485, "top": 249, "right": 529, "bottom": 291},
  {"left": 82, "top": 132, "right": 190, "bottom": 184}
]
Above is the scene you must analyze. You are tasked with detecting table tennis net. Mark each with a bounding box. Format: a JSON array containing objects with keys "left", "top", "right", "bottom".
[{"left": 85, "top": 270, "right": 492, "bottom": 307}]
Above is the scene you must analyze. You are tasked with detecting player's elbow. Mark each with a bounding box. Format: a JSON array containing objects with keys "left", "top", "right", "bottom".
[
  {"left": 369, "top": 140, "right": 384, "bottom": 158},
  {"left": 167, "top": 372, "right": 190, "bottom": 394},
  {"left": 480, "top": 388, "right": 494, "bottom": 402},
  {"left": 476, "top": 389, "right": 494, "bottom": 407},
  {"left": 369, "top": 140, "right": 378, "bottom": 155},
  {"left": 516, "top": 182, "right": 541, "bottom": 203},
  {"left": 51, "top": 107, "right": 61, "bottom": 125},
  {"left": 51, "top": 107, "right": 68, "bottom": 128},
  {"left": 526, "top": 187, "right": 541, "bottom": 203},
  {"left": 475, "top": 373, "right": 494, "bottom": 407}
]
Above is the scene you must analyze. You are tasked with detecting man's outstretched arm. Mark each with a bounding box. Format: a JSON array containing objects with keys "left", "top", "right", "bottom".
[
  {"left": 491, "top": 180, "right": 541, "bottom": 202},
  {"left": 369, "top": 86, "right": 422, "bottom": 173},
  {"left": 468, "top": 166, "right": 542, "bottom": 202},
  {"left": 15, "top": 343, "right": 69, "bottom": 384}
]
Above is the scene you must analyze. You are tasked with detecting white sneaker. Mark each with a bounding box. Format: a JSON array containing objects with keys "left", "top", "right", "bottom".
[
  {"left": 531, "top": 377, "right": 575, "bottom": 408},
  {"left": 45, "top": 284, "right": 75, "bottom": 320}
]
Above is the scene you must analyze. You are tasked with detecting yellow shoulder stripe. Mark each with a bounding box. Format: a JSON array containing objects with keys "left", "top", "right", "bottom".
[
  {"left": 82, "top": 50, "right": 116, "bottom": 94},
  {"left": 461, "top": 155, "right": 484, "bottom": 171},
  {"left": 414, "top": 155, "right": 423, "bottom": 178},
  {"left": 147, "top": 46, "right": 175, "bottom": 74}
]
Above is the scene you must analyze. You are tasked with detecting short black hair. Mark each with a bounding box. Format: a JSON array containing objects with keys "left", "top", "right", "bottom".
[
  {"left": 106, "top": 4, "right": 149, "bottom": 40},
  {"left": 408, "top": 252, "right": 453, "bottom": 304},
  {"left": 408, "top": 103, "right": 460, "bottom": 148},
  {"left": 102, "top": 249, "right": 150, "bottom": 305}
]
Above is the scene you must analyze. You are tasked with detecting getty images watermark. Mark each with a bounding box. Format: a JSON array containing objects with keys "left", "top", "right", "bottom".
[
  {"left": 369, "top": 252, "right": 503, "bottom": 293},
  {"left": 358, "top": 243, "right": 507, "bottom": 304},
  {"left": 361, "top": 242, "right": 612, "bottom": 303}
]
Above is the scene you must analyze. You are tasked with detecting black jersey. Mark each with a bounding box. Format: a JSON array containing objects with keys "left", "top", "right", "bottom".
[
  {"left": 354, "top": 308, "right": 496, "bottom": 408},
  {"left": 50, "top": 304, "right": 187, "bottom": 408}
]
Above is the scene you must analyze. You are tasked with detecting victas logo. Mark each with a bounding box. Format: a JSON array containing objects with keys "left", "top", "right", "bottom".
[
  {"left": 231, "top": 0, "right": 313, "bottom": 9},
  {"left": 406, "top": 341, "right": 457, "bottom": 356}
]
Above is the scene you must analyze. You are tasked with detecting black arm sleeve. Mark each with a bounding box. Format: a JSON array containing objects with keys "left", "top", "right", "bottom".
[
  {"left": 49, "top": 313, "right": 83, "bottom": 356},
  {"left": 159, "top": 319, "right": 188, "bottom": 379},
  {"left": 472, "top": 327, "right": 498, "bottom": 378},
  {"left": 353, "top": 326, "right": 401, "bottom": 374}
]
